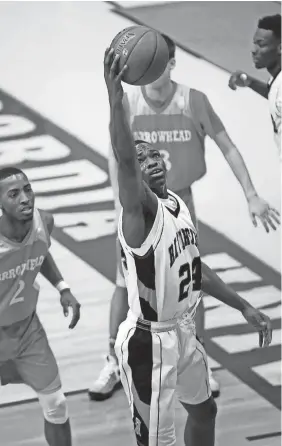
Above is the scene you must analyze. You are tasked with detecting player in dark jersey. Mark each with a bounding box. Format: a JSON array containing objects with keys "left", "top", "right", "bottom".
[
  {"left": 102, "top": 47, "right": 272, "bottom": 446},
  {"left": 89, "top": 34, "right": 279, "bottom": 402},
  {"left": 0, "top": 167, "right": 81, "bottom": 446}
]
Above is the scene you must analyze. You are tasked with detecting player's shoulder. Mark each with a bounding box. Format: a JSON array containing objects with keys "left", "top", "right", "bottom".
[
  {"left": 175, "top": 83, "right": 208, "bottom": 111},
  {"left": 37, "top": 209, "right": 54, "bottom": 234},
  {"left": 124, "top": 86, "right": 142, "bottom": 103}
]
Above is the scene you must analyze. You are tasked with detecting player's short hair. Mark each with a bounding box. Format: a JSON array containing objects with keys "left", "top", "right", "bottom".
[
  {"left": 0, "top": 167, "right": 25, "bottom": 182},
  {"left": 258, "top": 14, "right": 281, "bottom": 41},
  {"left": 161, "top": 34, "right": 176, "bottom": 59},
  {"left": 135, "top": 139, "right": 149, "bottom": 146}
]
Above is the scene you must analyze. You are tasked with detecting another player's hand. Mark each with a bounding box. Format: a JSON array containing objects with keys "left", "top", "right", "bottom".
[
  {"left": 60, "top": 290, "right": 81, "bottom": 329},
  {"left": 104, "top": 47, "right": 127, "bottom": 102},
  {"left": 228, "top": 70, "right": 251, "bottom": 90},
  {"left": 242, "top": 306, "right": 272, "bottom": 347},
  {"left": 248, "top": 195, "right": 280, "bottom": 232}
]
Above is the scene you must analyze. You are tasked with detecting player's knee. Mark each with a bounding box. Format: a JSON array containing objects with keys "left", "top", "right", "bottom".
[{"left": 38, "top": 388, "right": 69, "bottom": 424}]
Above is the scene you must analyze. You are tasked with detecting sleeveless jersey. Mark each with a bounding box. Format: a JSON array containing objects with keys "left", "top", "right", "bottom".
[
  {"left": 118, "top": 190, "right": 202, "bottom": 322},
  {"left": 126, "top": 82, "right": 225, "bottom": 191},
  {"left": 268, "top": 71, "right": 281, "bottom": 158},
  {"left": 0, "top": 208, "right": 50, "bottom": 326}
]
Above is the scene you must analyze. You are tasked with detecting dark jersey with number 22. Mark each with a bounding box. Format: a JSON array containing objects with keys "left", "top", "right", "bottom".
[{"left": 118, "top": 190, "right": 202, "bottom": 322}]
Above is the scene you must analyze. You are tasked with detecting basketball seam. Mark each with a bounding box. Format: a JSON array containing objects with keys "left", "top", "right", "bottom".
[
  {"left": 125, "top": 29, "right": 151, "bottom": 79},
  {"left": 132, "top": 31, "right": 158, "bottom": 85}
]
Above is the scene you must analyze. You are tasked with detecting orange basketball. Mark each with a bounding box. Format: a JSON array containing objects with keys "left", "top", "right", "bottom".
[{"left": 110, "top": 26, "right": 169, "bottom": 86}]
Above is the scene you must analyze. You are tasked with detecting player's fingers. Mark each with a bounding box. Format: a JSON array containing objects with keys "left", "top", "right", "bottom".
[
  {"left": 110, "top": 54, "right": 120, "bottom": 77},
  {"left": 62, "top": 303, "right": 69, "bottom": 317},
  {"left": 269, "top": 211, "right": 281, "bottom": 225},
  {"left": 116, "top": 64, "right": 127, "bottom": 82},
  {"left": 260, "top": 218, "right": 269, "bottom": 233},
  {"left": 251, "top": 214, "right": 257, "bottom": 227},
  {"left": 104, "top": 47, "right": 114, "bottom": 67},
  {"left": 259, "top": 330, "right": 263, "bottom": 348},
  {"left": 259, "top": 317, "right": 272, "bottom": 347},
  {"left": 228, "top": 77, "right": 237, "bottom": 90},
  {"left": 270, "top": 207, "right": 281, "bottom": 217},
  {"left": 264, "top": 318, "right": 272, "bottom": 346},
  {"left": 265, "top": 215, "right": 277, "bottom": 231},
  {"left": 69, "top": 303, "right": 81, "bottom": 329}
]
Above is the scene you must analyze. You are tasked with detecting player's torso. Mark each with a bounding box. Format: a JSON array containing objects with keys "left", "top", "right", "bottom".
[
  {"left": 119, "top": 191, "right": 201, "bottom": 322},
  {"left": 128, "top": 83, "right": 206, "bottom": 191},
  {"left": 268, "top": 71, "right": 281, "bottom": 154},
  {"left": 0, "top": 208, "right": 50, "bottom": 326}
]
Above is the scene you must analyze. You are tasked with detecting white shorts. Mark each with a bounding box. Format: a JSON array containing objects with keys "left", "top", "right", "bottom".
[{"left": 115, "top": 310, "right": 211, "bottom": 446}]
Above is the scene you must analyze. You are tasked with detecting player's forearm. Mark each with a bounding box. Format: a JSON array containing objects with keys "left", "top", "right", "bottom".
[
  {"left": 40, "top": 252, "right": 64, "bottom": 288},
  {"left": 108, "top": 142, "right": 121, "bottom": 209},
  {"left": 110, "top": 98, "right": 136, "bottom": 165},
  {"left": 247, "top": 77, "right": 268, "bottom": 99},
  {"left": 201, "top": 262, "right": 251, "bottom": 313},
  {"left": 224, "top": 145, "right": 258, "bottom": 201}
]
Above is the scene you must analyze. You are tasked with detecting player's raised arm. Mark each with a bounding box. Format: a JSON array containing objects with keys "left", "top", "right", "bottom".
[{"left": 104, "top": 48, "right": 157, "bottom": 248}]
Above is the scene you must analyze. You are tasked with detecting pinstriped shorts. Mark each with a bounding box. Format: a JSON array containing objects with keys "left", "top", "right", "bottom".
[{"left": 115, "top": 310, "right": 211, "bottom": 446}]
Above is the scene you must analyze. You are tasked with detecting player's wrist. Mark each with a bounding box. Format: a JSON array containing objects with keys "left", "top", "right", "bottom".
[
  {"left": 55, "top": 280, "right": 71, "bottom": 294},
  {"left": 246, "top": 190, "right": 258, "bottom": 202}
]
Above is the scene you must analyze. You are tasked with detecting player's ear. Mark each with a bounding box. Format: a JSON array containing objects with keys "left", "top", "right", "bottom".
[{"left": 169, "top": 58, "right": 176, "bottom": 71}]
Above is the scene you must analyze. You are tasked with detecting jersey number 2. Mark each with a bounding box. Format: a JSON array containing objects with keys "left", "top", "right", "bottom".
[
  {"left": 178, "top": 257, "right": 201, "bottom": 302},
  {"left": 10, "top": 280, "right": 25, "bottom": 305}
]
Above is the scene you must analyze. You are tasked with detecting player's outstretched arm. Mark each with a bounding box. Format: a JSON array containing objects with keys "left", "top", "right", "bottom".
[
  {"left": 228, "top": 71, "right": 269, "bottom": 98},
  {"left": 201, "top": 261, "right": 272, "bottom": 348},
  {"left": 39, "top": 211, "right": 81, "bottom": 329},
  {"left": 104, "top": 48, "right": 158, "bottom": 248},
  {"left": 107, "top": 94, "right": 131, "bottom": 216},
  {"left": 213, "top": 129, "right": 280, "bottom": 232}
]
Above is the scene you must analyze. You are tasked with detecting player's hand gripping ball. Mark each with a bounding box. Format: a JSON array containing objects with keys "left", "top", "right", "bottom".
[{"left": 110, "top": 26, "right": 169, "bottom": 85}]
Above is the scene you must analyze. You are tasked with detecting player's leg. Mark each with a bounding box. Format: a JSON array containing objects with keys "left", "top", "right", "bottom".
[
  {"left": 115, "top": 318, "right": 179, "bottom": 446},
  {"left": 15, "top": 312, "right": 71, "bottom": 446},
  {"left": 88, "top": 237, "right": 128, "bottom": 400},
  {"left": 176, "top": 187, "right": 220, "bottom": 397},
  {"left": 176, "top": 323, "right": 217, "bottom": 446}
]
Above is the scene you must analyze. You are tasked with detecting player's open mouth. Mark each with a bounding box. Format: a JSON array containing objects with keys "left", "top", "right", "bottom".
[
  {"left": 150, "top": 168, "right": 164, "bottom": 178},
  {"left": 21, "top": 207, "right": 33, "bottom": 215}
]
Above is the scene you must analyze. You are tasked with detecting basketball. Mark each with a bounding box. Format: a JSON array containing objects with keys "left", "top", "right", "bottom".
[{"left": 110, "top": 26, "right": 169, "bottom": 86}]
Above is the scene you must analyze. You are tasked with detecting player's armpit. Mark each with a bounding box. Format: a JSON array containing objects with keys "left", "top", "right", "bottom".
[{"left": 39, "top": 210, "right": 54, "bottom": 234}]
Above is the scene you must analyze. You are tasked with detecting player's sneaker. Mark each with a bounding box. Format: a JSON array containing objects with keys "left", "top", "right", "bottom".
[
  {"left": 88, "top": 355, "right": 122, "bottom": 401},
  {"left": 208, "top": 367, "right": 220, "bottom": 398}
]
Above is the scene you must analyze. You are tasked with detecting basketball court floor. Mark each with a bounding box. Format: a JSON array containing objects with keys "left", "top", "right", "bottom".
[{"left": 0, "top": 1, "right": 280, "bottom": 445}]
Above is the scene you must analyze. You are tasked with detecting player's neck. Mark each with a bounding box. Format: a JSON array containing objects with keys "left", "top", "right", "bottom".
[
  {"left": 267, "top": 60, "right": 281, "bottom": 79},
  {"left": 152, "top": 184, "right": 168, "bottom": 199},
  {"left": 0, "top": 215, "right": 33, "bottom": 243},
  {"left": 145, "top": 80, "right": 174, "bottom": 103}
]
